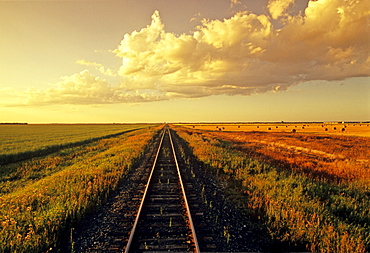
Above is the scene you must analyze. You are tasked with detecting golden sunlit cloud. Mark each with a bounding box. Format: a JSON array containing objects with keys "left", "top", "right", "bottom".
[
  {"left": 76, "top": 60, "right": 117, "bottom": 77},
  {"left": 268, "top": 0, "right": 296, "bottom": 19},
  {"left": 22, "top": 70, "right": 165, "bottom": 106},
  {"left": 229, "top": 0, "right": 242, "bottom": 8},
  {"left": 18, "top": 0, "right": 370, "bottom": 106},
  {"left": 113, "top": 0, "right": 369, "bottom": 98}
]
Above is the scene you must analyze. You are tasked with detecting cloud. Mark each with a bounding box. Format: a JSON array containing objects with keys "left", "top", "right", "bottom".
[
  {"left": 112, "top": 1, "right": 369, "bottom": 99},
  {"left": 229, "top": 0, "right": 242, "bottom": 8},
  {"left": 19, "top": 0, "right": 370, "bottom": 106},
  {"left": 268, "top": 0, "right": 296, "bottom": 19},
  {"left": 0, "top": 88, "right": 27, "bottom": 106},
  {"left": 23, "top": 70, "right": 166, "bottom": 106},
  {"left": 190, "top": 12, "right": 201, "bottom": 23},
  {"left": 114, "top": 11, "right": 275, "bottom": 94},
  {"left": 76, "top": 60, "right": 117, "bottom": 77}
]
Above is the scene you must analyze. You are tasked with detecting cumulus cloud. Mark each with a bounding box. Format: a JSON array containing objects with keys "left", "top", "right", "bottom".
[
  {"left": 268, "top": 0, "right": 296, "bottom": 19},
  {"left": 112, "top": 2, "right": 369, "bottom": 99},
  {"left": 114, "top": 10, "right": 276, "bottom": 96},
  {"left": 22, "top": 0, "right": 370, "bottom": 105}
]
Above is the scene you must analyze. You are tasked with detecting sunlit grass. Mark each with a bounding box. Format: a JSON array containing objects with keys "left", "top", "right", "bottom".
[
  {"left": 179, "top": 122, "right": 370, "bottom": 137},
  {"left": 174, "top": 125, "right": 369, "bottom": 252},
  {"left": 0, "top": 126, "right": 161, "bottom": 252},
  {"left": 0, "top": 124, "right": 154, "bottom": 164}
]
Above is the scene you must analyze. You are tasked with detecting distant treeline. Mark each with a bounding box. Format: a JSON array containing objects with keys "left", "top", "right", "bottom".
[{"left": 0, "top": 122, "right": 28, "bottom": 125}]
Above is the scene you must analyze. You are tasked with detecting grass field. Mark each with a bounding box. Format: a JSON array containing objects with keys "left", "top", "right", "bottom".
[
  {"left": 0, "top": 124, "right": 155, "bottom": 164},
  {"left": 0, "top": 125, "right": 162, "bottom": 252},
  {"left": 173, "top": 124, "right": 370, "bottom": 252},
  {"left": 1, "top": 122, "right": 368, "bottom": 252},
  {"left": 179, "top": 122, "right": 370, "bottom": 137}
]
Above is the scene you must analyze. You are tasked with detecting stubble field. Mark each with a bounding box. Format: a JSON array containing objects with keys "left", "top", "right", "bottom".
[
  {"left": 174, "top": 123, "right": 370, "bottom": 252},
  {"left": 180, "top": 122, "right": 370, "bottom": 137}
]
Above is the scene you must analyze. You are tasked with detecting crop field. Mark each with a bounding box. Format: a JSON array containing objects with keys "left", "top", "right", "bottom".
[
  {"left": 173, "top": 124, "right": 370, "bottom": 252},
  {"left": 0, "top": 124, "right": 155, "bottom": 164},
  {"left": 0, "top": 125, "right": 161, "bottom": 252},
  {"left": 180, "top": 122, "right": 370, "bottom": 137},
  {"left": 1, "top": 122, "right": 369, "bottom": 252}
]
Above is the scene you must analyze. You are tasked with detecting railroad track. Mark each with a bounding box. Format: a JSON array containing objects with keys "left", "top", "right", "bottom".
[
  {"left": 75, "top": 126, "right": 220, "bottom": 252},
  {"left": 124, "top": 126, "right": 200, "bottom": 252}
]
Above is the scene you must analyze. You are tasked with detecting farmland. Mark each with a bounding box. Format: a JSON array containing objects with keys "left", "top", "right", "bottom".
[
  {"left": 0, "top": 124, "right": 154, "bottom": 164},
  {"left": 0, "top": 124, "right": 161, "bottom": 252},
  {"left": 180, "top": 122, "right": 370, "bottom": 137},
  {"left": 1, "top": 122, "right": 369, "bottom": 252},
  {"left": 173, "top": 124, "right": 370, "bottom": 252}
]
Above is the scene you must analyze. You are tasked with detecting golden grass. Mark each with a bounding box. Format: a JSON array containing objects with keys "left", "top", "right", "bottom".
[
  {"left": 172, "top": 124, "right": 370, "bottom": 252},
  {"left": 0, "top": 126, "right": 162, "bottom": 252},
  {"left": 206, "top": 130, "right": 370, "bottom": 182},
  {"left": 179, "top": 123, "right": 370, "bottom": 137}
]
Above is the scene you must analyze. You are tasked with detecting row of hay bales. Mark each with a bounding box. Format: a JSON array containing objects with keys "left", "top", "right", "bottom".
[{"left": 188, "top": 123, "right": 369, "bottom": 133}]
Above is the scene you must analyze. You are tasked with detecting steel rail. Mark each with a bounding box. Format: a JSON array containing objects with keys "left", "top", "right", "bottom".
[
  {"left": 168, "top": 128, "right": 200, "bottom": 253},
  {"left": 124, "top": 126, "right": 200, "bottom": 252},
  {"left": 124, "top": 127, "right": 166, "bottom": 253}
]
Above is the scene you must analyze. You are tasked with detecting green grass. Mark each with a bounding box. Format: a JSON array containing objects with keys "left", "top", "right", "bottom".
[
  {"left": 0, "top": 126, "right": 161, "bottom": 252},
  {"left": 0, "top": 124, "right": 155, "bottom": 164}
]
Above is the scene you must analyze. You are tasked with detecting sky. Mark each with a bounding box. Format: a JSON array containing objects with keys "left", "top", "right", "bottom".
[{"left": 0, "top": 0, "right": 369, "bottom": 123}]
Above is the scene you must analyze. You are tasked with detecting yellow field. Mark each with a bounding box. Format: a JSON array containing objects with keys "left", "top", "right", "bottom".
[
  {"left": 174, "top": 125, "right": 370, "bottom": 252},
  {"left": 179, "top": 122, "right": 370, "bottom": 137}
]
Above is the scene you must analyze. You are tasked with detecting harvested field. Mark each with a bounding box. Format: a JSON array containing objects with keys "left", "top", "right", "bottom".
[
  {"left": 1, "top": 123, "right": 369, "bottom": 252},
  {"left": 179, "top": 122, "right": 370, "bottom": 137},
  {"left": 173, "top": 124, "right": 370, "bottom": 252},
  {"left": 207, "top": 130, "right": 370, "bottom": 182}
]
